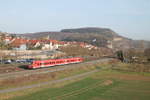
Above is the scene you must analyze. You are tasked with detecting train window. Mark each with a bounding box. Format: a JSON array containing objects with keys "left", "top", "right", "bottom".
[
  {"left": 51, "top": 61, "right": 55, "bottom": 64},
  {"left": 71, "top": 60, "right": 74, "bottom": 62},
  {"left": 56, "top": 61, "right": 60, "bottom": 63}
]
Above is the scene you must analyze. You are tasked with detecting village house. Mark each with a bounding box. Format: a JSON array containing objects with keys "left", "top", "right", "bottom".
[
  {"left": 107, "top": 40, "right": 113, "bottom": 49},
  {"left": 113, "top": 37, "right": 123, "bottom": 41},
  {"left": 4, "top": 36, "right": 13, "bottom": 44},
  {"left": 10, "top": 38, "right": 28, "bottom": 50}
]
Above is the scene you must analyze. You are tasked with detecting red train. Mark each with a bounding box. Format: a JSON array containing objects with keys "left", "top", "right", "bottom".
[{"left": 28, "top": 57, "right": 83, "bottom": 69}]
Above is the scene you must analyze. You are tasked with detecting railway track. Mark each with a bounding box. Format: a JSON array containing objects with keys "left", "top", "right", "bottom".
[{"left": 0, "top": 58, "right": 113, "bottom": 80}]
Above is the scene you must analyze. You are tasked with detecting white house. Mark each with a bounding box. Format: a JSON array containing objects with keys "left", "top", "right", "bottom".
[
  {"left": 42, "top": 42, "right": 59, "bottom": 50},
  {"left": 13, "top": 44, "right": 27, "bottom": 50}
]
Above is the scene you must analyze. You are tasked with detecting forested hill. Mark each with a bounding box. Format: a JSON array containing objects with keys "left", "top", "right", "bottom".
[{"left": 61, "top": 27, "right": 118, "bottom": 35}]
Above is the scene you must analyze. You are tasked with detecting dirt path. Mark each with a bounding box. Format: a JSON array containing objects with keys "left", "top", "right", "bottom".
[
  {"left": 0, "top": 58, "right": 113, "bottom": 80},
  {"left": 0, "top": 70, "right": 99, "bottom": 94}
]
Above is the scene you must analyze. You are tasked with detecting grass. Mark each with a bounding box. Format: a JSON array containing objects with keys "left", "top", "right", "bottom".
[
  {"left": 102, "top": 81, "right": 150, "bottom": 100},
  {"left": 0, "top": 64, "right": 97, "bottom": 90},
  {"left": 1, "top": 61, "right": 150, "bottom": 100},
  {"left": 111, "top": 62, "right": 150, "bottom": 73},
  {"left": 3, "top": 69, "right": 150, "bottom": 100},
  {"left": 6, "top": 78, "right": 111, "bottom": 100}
]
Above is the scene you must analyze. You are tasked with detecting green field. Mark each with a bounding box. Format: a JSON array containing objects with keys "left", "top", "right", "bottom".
[{"left": 7, "top": 69, "right": 150, "bottom": 100}]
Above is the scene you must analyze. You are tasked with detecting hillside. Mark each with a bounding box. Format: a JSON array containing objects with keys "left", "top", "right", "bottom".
[
  {"left": 17, "top": 32, "right": 68, "bottom": 40},
  {"left": 61, "top": 27, "right": 118, "bottom": 37},
  {"left": 19, "top": 27, "right": 118, "bottom": 39},
  {"left": 18, "top": 27, "right": 120, "bottom": 47},
  {"left": 17, "top": 27, "right": 150, "bottom": 50}
]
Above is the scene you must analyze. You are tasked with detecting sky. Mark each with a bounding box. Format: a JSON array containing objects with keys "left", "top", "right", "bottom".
[{"left": 0, "top": 0, "right": 150, "bottom": 40}]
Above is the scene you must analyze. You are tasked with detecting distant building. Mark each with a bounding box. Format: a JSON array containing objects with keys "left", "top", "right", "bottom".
[
  {"left": 107, "top": 41, "right": 113, "bottom": 49},
  {"left": 113, "top": 37, "right": 123, "bottom": 41},
  {"left": 13, "top": 44, "right": 27, "bottom": 50},
  {"left": 10, "top": 38, "right": 28, "bottom": 50},
  {"left": 42, "top": 42, "right": 59, "bottom": 50},
  {"left": 4, "top": 36, "right": 13, "bottom": 44},
  {"left": 34, "top": 42, "right": 41, "bottom": 48}
]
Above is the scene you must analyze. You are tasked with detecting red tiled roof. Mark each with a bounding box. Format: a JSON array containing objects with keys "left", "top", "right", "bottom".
[
  {"left": 11, "top": 38, "right": 28, "bottom": 47},
  {"left": 28, "top": 40, "right": 40, "bottom": 45},
  {"left": 10, "top": 38, "right": 90, "bottom": 48}
]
